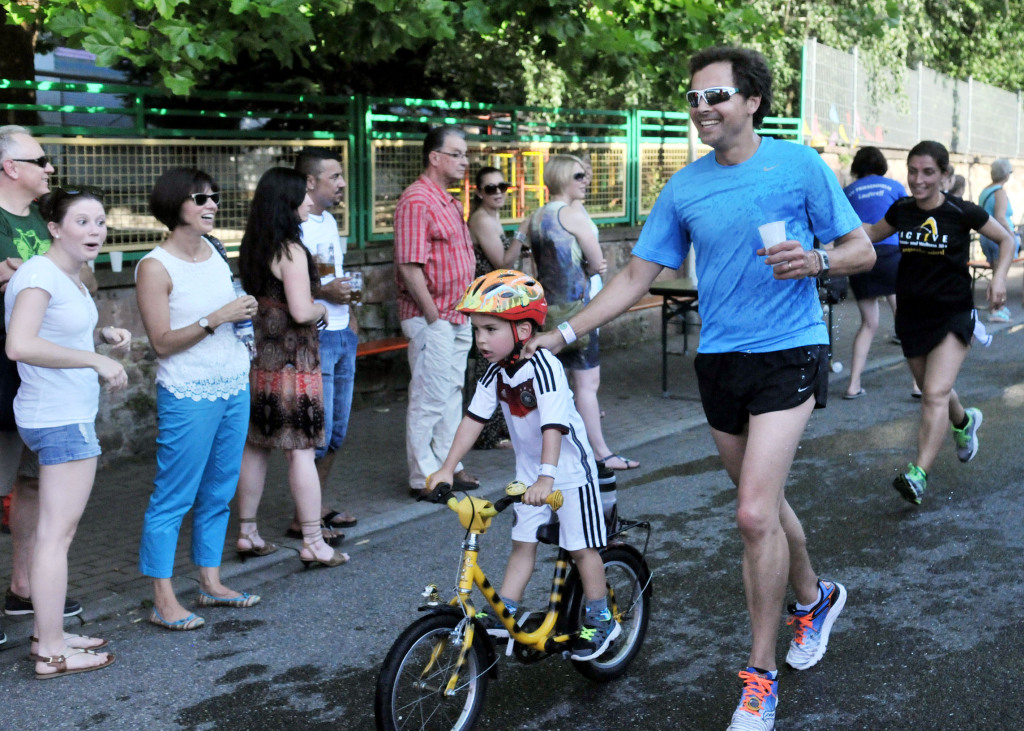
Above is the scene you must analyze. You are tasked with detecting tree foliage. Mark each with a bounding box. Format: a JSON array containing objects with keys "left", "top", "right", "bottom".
[{"left": 4, "top": 0, "right": 1024, "bottom": 114}]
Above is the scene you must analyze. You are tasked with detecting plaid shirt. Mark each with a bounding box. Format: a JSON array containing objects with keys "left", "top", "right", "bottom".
[{"left": 393, "top": 175, "right": 476, "bottom": 324}]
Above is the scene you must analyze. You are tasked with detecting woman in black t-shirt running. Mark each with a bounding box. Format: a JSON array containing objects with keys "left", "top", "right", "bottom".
[{"left": 863, "top": 141, "right": 1014, "bottom": 506}]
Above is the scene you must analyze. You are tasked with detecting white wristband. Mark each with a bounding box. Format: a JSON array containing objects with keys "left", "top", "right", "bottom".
[
  {"left": 538, "top": 463, "right": 557, "bottom": 479},
  {"left": 513, "top": 230, "right": 528, "bottom": 244},
  {"left": 557, "top": 321, "right": 577, "bottom": 345}
]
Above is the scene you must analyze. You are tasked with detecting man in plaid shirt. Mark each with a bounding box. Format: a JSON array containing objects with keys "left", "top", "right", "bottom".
[{"left": 394, "top": 125, "right": 479, "bottom": 497}]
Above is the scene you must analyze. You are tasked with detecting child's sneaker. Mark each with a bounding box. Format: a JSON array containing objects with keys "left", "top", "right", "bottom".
[
  {"left": 892, "top": 463, "right": 927, "bottom": 505},
  {"left": 474, "top": 608, "right": 512, "bottom": 639},
  {"left": 785, "top": 580, "right": 847, "bottom": 670},
  {"left": 569, "top": 614, "right": 621, "bottom": 661},
  {"left": 726, "top": 667, "right": 778, "bottom": 730},
  {"left": 952, "top": 407, "right": 982, "bottom": 462}
]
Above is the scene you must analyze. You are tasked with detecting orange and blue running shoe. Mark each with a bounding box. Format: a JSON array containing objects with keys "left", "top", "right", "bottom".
[
  {"left": 785, "top": 579, "right": 847, "bottom": 670},
  {"left": 727, "top": 667, "right": 778, "bottom": 730}
]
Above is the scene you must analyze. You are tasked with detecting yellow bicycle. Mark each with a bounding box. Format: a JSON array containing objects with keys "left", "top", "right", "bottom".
[{"left": 374, "top": 480, "right": 653, "bottom": 731}]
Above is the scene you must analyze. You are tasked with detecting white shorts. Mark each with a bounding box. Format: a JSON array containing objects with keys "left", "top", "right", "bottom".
[{"left": 510, "top": 482, "right": 606, "bottom": 551}]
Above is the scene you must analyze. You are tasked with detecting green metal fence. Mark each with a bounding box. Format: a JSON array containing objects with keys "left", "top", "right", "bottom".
[{"left": 3, "top": 79, "right": 802, "bottom": 262}]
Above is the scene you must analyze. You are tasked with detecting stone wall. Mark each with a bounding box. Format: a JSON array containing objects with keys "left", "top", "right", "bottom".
[{"left": 92, "top": 226, "right": 679, "bottom": 462}]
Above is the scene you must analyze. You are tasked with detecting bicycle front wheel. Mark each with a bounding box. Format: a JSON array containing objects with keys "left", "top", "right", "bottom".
[
  {"left": 571, "top": 546, "right": 652, "bottom": 682},
  {"left": 375, "top": 613, "right": 489, "bottom": 731}
]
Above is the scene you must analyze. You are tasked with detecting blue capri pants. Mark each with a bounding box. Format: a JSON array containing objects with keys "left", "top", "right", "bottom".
[{"left": 139, "top": 385, "right": 249, "bottom": 579}]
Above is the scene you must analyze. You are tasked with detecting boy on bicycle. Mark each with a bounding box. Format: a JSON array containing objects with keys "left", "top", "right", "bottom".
[{"left": 427, "top": 270, "right": 619, "bottom": 661}]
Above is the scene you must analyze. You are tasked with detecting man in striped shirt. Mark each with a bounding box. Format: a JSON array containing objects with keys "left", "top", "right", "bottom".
[{"left": 394, "top": 125, "right": 478, "bottom": 497}]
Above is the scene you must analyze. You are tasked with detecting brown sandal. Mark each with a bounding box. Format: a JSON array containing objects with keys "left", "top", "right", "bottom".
[
  {"left": 236, "top": 517, "right": 278, "bottom": 558},
  {"left": 31, "top": 648, "right": 115, "bottom": 680},
  {"left": 30, "top": 634, "right": 108, "bottom": 651}
]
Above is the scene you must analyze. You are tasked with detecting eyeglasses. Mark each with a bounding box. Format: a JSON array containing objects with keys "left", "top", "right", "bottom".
[
  {"left": 9, "top": 155, "right": 50, "bottom": 168},
  {"left": 190, "top": 192, "right": 220, "bottom": 205},
  {"left": 685, "top": 86, "right": 741, "bottom": 108},
  {"left": 435, "top": 150, "right": 468, "bottom": 161},
  {"left": 482, "top": 182, "right": 510, "bottom": 195},
  {"left": 573, "top": 172, "right": 587, "bottom": 181}
]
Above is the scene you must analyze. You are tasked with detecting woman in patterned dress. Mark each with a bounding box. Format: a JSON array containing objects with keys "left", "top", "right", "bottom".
[{"left": 234, "top": 168, "right": 347, "bottom": 568}]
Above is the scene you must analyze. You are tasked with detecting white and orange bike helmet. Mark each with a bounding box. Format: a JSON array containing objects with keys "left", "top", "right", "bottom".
[{"left": 457, "top": 269, "right": 548, "bottom": 366}]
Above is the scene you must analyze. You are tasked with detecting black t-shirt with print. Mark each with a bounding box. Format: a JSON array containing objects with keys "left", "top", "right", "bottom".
[{"left": 884, "top": 194, "right": 988, "bottom": 318}]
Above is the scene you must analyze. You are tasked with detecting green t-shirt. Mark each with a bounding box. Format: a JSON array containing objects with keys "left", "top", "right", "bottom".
[
  {"left": 0, "top": 203, "right": 51, "bottom": 261},
  {"left": 0, "top": 203, "right": 51, "bottom": 330}
]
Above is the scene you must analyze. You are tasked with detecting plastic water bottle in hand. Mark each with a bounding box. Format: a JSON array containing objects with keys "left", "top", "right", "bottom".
[{"left": 232, "top": 280, "right": 256, "bottom": 359}]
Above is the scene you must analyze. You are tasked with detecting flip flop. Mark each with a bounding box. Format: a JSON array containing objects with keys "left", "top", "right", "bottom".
[
  {"left": 911, "top": 390, "right": 922, "bottom": 399},
  {"left": 597, "top": 454, "right": 639, "bottom": 470},
  {"left": 842, "top": 388, "right": 867, "bottom": 400},
  {"left": 322, "top": 510, "right": 358, "bottom": 528},
  {"left": 196, "top": 590, "right": 261, "bottom": 608},
  {"left": 149, "top": 609, "right": 205, "bottom": 631}
]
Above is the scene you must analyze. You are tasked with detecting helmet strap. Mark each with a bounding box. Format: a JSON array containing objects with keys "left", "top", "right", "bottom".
[{"left": 499, "top": 321, "right": 525, "bottom": 369}]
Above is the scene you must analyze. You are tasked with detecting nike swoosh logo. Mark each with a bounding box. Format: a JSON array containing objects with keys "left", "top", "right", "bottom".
[
  {"left": 797, "top": 383, "right": 812, "bottom": 392},
  {"left": 763, "top": 166, "right": 778, "bottom": 172}
]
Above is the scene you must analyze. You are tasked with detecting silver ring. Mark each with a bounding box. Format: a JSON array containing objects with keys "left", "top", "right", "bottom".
[{"left": 786, "top": 261, "right": 791, "bottom": 270}]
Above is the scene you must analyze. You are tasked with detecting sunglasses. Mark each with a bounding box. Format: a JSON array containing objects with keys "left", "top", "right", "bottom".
[
  {"left": 685, "top": 86, "right": 741, "bottom": 108},
  {"left": 190, "top": 192, "right": 220, "bottom": 205},
  {"left": 573, "top": 172, "right": 587, "bottom": 181},
  {"left": 10, "top": 155, "right": 50, "bottom": 168},
  {"left": 45, "top": 186, "right": 105, "bottom": 205},
  {"left": 482, "top": 182, "right": 510, "bottom": 195}
]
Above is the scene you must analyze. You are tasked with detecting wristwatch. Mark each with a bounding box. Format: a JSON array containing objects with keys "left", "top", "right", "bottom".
[
  {"left": 814, "top": 249, "right": 830, "bottom": 281},
  {"left": 198, "top": 317, "right": 215, "bottom": 335}
]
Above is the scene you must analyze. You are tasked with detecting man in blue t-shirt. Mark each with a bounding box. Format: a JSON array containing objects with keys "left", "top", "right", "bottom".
[{"left": 526, "top": 47, "right": 875, "bottom": 731}]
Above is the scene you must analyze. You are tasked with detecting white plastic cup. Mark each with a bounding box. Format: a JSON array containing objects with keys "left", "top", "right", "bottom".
[
  {"left": 109, "top": 251, "right": 124, "bottom": 272},
  {"left": 757, "top": 221, "right": 787, "bottom": 250},
  {"left": 87, "top": 259, "right": 96, "bottom": 272}
]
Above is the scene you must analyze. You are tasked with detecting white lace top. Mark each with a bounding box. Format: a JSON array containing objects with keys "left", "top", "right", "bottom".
[{"left": 137, "top": 241, "right": 250, "bottom": 401}]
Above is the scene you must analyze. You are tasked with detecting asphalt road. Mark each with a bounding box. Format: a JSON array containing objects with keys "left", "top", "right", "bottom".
[{"left": 4, "top": 324, "right": 1024, "bottom": 730}]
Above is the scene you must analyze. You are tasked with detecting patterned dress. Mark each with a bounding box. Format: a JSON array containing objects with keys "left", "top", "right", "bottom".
[
  {"left": 469, "top": 234, "right": 511, "bottom": 449},
  {"left": 247, "top": 270, "right": 325, "bottom": 451}
]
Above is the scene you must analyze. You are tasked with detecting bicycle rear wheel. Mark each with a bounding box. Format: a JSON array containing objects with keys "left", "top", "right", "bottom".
[
  {"left": 571, "top": 546, "right": 652, "bottom": 682},
  {"left": 375, "top": 613, "right": 489, "bottom": 731}
]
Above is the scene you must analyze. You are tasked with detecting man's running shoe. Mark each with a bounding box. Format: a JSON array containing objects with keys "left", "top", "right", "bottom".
[
  {"left": 726, "top": 667, "right": 778, "bottom": 730},
  {"left": 952, "top": 407, "right": 982, "bottom": 463},
  {"left": 474, "top": 607, "right": 512, "bottom": 639},
  {"left": 4, "top": 589, "right": 83, "bottom": 617},
  {"left": 785, "top": 580, "right": 847, "bottom": 670},
  {"left": 892, "top": 463, "right": 927, "bottom": 505},
  {"left": 569, "top": 614, "right": 621, "bottom": 661}
]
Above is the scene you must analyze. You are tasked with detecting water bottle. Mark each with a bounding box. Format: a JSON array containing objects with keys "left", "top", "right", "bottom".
[{"left": 232, "top": 279, "right": 256, "bottom": 359}]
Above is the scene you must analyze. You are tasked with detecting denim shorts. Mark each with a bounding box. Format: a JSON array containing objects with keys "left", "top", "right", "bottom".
[{"left": 18, "top": 422, "right": 101, "bottom": 466}]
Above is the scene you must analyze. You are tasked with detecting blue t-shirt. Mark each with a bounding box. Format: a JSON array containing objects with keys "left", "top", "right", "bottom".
[
  {"left": 633, "top": 137, "right": 862, "bottom": 353},
  {"left": 843, "top": 175, "right": 906, "bottom": 247}
]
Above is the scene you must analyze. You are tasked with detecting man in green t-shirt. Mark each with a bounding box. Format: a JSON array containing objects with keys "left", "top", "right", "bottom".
[{"left": 0, "top": 127, "right": 84, "bottom": 645}]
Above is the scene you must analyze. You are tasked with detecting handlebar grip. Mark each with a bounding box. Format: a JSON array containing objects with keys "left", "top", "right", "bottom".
[{"left": 546, "top": 490, "right": 563, "bottom": 511}]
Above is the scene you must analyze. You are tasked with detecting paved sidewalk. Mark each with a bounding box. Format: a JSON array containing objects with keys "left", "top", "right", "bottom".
[{"left": 0, "top": 278, "right": 1017, "bottom": 643}]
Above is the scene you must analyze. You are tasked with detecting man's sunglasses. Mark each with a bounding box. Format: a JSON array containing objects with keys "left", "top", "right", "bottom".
[
  {"left": 685, "top": 86, "right": 741, "bottom": 108},
  {"left": 190, "top": 192, "right": 220, "bottom": 205},
  {"left": 482, "top": 182, "right": 510, "bottom": 195},
  {"left": 10, "top": 155, "right": 50, "bottom": 168}
]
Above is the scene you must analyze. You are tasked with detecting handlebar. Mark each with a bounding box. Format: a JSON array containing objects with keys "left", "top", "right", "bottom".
[{"left": 418, "top": 481, "right": 562, "bottom": 513}]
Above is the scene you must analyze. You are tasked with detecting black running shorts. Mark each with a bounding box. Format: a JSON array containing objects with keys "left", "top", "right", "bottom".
[{"left": 694, "top": 345, "right": 829, "bottom": 435}]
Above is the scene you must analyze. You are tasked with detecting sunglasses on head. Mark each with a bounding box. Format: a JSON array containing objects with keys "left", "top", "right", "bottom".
[
  {"left": 482, "top": 182, "right": 510, "bottom": 195},
  {"left": 10, "top": 155, "right": 50, "bottom": 168},
  {"left": 190, "top": 192, "right": 220, "bottom": 206},
  {"left": 685, "top": 86, "right": 741, "bottom": 108}
]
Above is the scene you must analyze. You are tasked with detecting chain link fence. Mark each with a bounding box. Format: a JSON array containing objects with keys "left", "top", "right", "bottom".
[{"left": 802, "top": 39, "right": 1023, "bottom": 157}]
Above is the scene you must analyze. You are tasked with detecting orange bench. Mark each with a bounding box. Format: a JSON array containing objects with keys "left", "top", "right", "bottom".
[{"left": 969, "top": 256, "right": 1024, "bottom": 288}]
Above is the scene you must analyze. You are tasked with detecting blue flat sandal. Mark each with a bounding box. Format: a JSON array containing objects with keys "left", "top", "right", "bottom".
[
  {"left": 197, "top": 590, "right": 261, "bottom": 608},
  {"left": 149, "top": 608, "right": 205, "bottom": 631}
]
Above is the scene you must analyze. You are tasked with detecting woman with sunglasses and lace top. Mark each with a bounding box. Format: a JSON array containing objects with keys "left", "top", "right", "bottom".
[
  {"left": 5, "top": 188, "right": 129, "bottom": 678},
  {"left": 527, "top": 154, "right": 639, "bottom": 472},
  {"left": 136, "top": 168, "right": 262, "bottom": 632}
]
